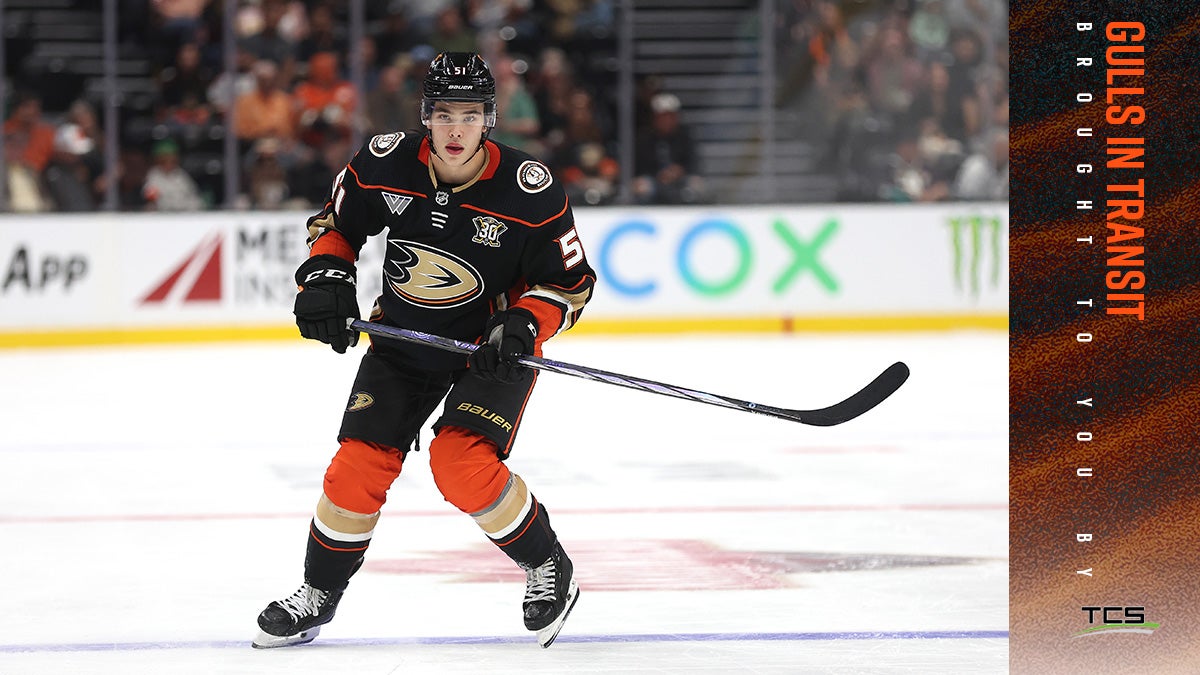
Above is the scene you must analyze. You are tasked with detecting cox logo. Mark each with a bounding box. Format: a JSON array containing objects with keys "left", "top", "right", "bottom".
[{"left": 597, "top": 217, "right": 840, "bottom": 298}]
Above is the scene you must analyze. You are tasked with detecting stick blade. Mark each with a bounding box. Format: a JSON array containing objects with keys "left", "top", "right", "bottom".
[{"left": 789, "top": 362, "right": 910, "bottom": 426}]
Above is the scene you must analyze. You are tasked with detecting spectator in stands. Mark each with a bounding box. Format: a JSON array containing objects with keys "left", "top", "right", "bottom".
[
  {"left": 548, "top": 88, "right": 606, "bottom": 173},
  {"left": 44, "top": 124, "right": 98, "bottom": 211},
  {"left": 954, "top": 129, "right": 1007, "bottom": 200},
  {"left": 234, "top": 60, "right": 296, "bottom": 143},
  {"left": 408, "top": 44, "right": 436, "bottom": 83},
  {"left": 908, "top": 0, "right": 951, "bottom": 58},
  {"left": 161, "top": 42, "right": 216, "bottom": 109},
  {"left": 864, "top": 23, "right": 923, "bottom": 121},
  {"left": 297, "top": 2, "right": 345, "bottom": 63},
  {"left": 909, "top": 60, "right": 975, "bottom": 146},
  {"left": 945, "top": 0, "right": 1006, "bottom": 45},
  {"left": 0, "top": 0, "right": 1007, "bottom": 211},
  {"left": 293, "top": 51, "right": 357, "bottom": 148},
  {"left": 633, "top": 93, "right": 706, "bottom": 204},
  {"left": 881, "top": 131, "right": 949, "bottom": 202},
  {"left": 291, "top": 137, "right": 352, "bottom": 208},
  {"left": 488, "top": 55, "right": 542, "bottom": 157},
  {"left": 162, "top": 91, "right": 214, "bottom": 140},
  {"left": 917, "top": 117, "right": 965, "bottom": 189},
  {"left": 111, "top": 149, "right": 152, "bottom": 210},
  {"left": 961, "top": 41, "right": 1004, "bottom": 147},
  {"left": 358, "top": 36, "right": 384, "bottom": 92},
  {"left": 246, "top": 137, "right": 291, "bottom": 209},
  {"left": 206, "top": 48, "right": 258, "bottom": 114},
  {"left": 45, "top": 100, "right": 106, "bottom": 210},
  {"left": 4, "top": 91, "right": 56, "bottom": 176},
  {"left": 382, "top": 0, "right": 440, "bottom": 35},
  {"left": 527, "top": 47, "right": 576, "bottom": 147},
  {"left": 467, "top": 0, "right": 541, "bottom": 56},
  {"left": 783, "top": 0, "right": 857, "bottom": 117},
  {"left": 428, "top": 6, "right": 477, "bottom": 54},
  {"left": 374, "top": 6, "right": 419, "bottom": 67},
  {"left": 944, "top": 30, "right": 986, "bottom": 138},
  {"left": 3, "top": 91, "right": 56, "bottom": 212},
  {"left": 364, "top": 60, "right": 420, "bottom": 135},
  {"left": 150, "top": 0, "right": 210, "bottom": 48},
  {"left": 544, "top": 0, "right": 614, "bottom": 45},
  {"left": 992, "top": 94, "right": 1009, "bottom": 133},
  {"left": 63, "top": 100, "right": 105, "bottom": 183},
  {"left": 560, "top": 141, "right": 618, "bottom": 206},
  {"left": 143, "top": 139, "right": 205, "bottom": 211},
  {"left": 826, "top": 80, "right": 882, "bottom": 200},
  {"left": 240, "top": 0, "right": 298, "bottom": 73}
]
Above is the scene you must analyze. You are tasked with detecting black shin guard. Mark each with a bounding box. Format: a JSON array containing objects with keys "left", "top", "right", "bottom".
[{"left": 303, "top": 519, "right": 370, "bottom": 591}]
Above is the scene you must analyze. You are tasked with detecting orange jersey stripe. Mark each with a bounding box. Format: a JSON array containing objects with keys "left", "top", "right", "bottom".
[
  {"left": 345, "top": 162, "right": 427, "bottom": 198},
  {"left": 460, "top": 199, "right": 569, "bottom": 229}
]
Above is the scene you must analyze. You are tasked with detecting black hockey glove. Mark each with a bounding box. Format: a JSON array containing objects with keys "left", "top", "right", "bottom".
[
  {"left": 469, "top": 308, "right": 538, "bottom": 383},
  {"left": 294, "top": 254, "right": 360, "bottom": 354}
]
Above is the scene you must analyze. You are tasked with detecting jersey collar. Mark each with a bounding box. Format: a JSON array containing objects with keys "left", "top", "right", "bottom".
[{"left": 419, "top": 138, "right": 502, "bottom": 183}]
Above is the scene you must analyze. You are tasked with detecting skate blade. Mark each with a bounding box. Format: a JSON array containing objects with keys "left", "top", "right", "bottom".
[
  {"left": 536, "top": 579, "right": 580, "bottom": 649},
  {"left": 251, "top": 625, "right": 321, "bottom": 649}
]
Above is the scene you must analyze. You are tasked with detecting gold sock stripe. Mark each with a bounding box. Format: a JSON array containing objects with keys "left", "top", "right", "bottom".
[
  {"left": 312, "top": 513, "right": 375, "bottom": 543},
  {"left": 471, "top": 473, "right": 533, "bottom": 539}
]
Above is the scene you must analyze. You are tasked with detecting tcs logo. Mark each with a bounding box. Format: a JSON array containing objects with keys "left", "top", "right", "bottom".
[{"left": 597, "top": 217, "right": 839, "bottom": 298}]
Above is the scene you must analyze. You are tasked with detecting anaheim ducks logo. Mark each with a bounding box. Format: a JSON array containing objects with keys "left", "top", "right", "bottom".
[
  {"left": 384, "top": 239, "right": 484, "bottom": 308},
  {"left": 347, "top": 391, "right": 375, "bottom": 412}
]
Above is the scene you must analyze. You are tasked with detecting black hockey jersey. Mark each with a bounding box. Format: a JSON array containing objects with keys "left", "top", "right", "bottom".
[{"left": 305, "top": 132, "right": 595, "bottom": 371}]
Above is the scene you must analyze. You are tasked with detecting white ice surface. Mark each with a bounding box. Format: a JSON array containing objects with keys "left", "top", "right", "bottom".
[{"left": 0, "top": 332, "right": 1007, "bottom": 674}]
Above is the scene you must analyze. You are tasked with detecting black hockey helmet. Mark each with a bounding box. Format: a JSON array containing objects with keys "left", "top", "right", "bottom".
[{"left": 421, "top": 52, "right": 497, "bottom": 129}]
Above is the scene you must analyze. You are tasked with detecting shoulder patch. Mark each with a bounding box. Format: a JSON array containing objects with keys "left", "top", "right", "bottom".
[
  {"left": 517, "top": 160, "right": 553, "bottom": 194},
  {"left": 369, "top": 132, "right": 405, "bottom": 157}
]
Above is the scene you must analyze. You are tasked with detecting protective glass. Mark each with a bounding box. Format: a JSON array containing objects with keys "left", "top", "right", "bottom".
[{"left": 421, "top": 100, "right": 496, "bottom": 128}]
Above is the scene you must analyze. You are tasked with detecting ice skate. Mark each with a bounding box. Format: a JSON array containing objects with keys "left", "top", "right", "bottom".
[
  {"left": 522, "top": 543, "right": 580, "bottom": 648},
  {"left": 252, "top": 582, "right": 344, "bottom": 648}
]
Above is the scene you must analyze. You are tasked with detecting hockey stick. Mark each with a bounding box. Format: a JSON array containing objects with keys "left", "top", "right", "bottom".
[{"left": 348, "top": 319, "right": 909, "bottom": 426}]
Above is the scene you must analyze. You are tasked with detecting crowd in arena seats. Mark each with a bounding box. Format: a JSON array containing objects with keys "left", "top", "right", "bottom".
[
  {"left": 2, "top": 0, "right": 1006, "bottom": 212},
  {"left": 778, "top": 0, "right": 1008, "bottom": 202},
  {"left": 2, "top": 0, "right": 621, "bottom": 211}
]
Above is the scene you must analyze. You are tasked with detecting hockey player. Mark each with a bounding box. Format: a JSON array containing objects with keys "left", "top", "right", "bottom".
[{"left": 253, "top": 52, "right": 593, "bottom": 650}]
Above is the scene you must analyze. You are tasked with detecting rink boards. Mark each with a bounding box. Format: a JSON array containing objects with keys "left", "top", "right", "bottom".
[{"left": 0, "top": 203, "right": 1007, "bottom": 346}]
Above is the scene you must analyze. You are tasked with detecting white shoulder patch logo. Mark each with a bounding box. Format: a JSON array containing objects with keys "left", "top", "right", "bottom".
[
  {"left": 517, "top": 160, "right": 553, "bottom": 194},
  {"left": 369, "top": 132, "right": 404, "bottom": 157}
]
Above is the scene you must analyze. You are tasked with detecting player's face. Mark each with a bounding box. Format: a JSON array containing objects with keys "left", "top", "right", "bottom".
[{"left": 426, "top": 101, "right": 487, "bottom": 165}]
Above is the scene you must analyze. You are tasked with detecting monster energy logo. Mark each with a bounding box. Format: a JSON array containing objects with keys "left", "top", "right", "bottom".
[{"left": 948, "top": 215, "right": 1002, "bottom": 298}]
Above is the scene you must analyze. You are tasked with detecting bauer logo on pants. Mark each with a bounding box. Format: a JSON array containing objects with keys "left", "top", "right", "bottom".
[{"left": 456, "top": 402, "right": 513, "bottom": 432}]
